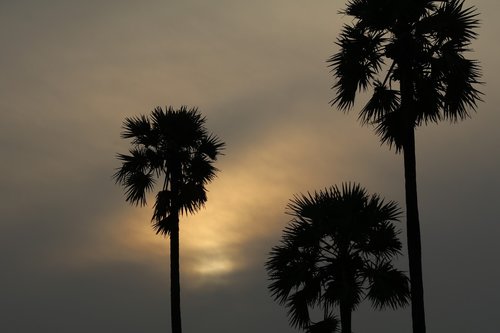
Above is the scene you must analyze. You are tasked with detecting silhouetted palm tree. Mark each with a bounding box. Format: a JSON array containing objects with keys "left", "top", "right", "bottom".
[
  {"left": 266, "top": 183, "right": 409, "bottom": 333},
  {"left": 328, "top": 1, "right": 482, "bottom": 332},
  {"left": 113, "top": 106, "right": 225, "bottom": 333}
]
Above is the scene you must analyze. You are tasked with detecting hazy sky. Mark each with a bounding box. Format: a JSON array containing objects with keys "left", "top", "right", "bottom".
[{"left": 1, "top": 1, "right": 499, "bottom": 332}]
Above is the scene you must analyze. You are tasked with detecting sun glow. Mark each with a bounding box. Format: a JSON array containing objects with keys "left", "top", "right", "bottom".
[
  {"left": 191, "top": 255, "right": 234, "bottom": 276},
  {"left": 72, "top": 125, "right": 344, "bottom": 285},
  {"left": 102, "top": 205, "right": 245, "bottom": 282}
]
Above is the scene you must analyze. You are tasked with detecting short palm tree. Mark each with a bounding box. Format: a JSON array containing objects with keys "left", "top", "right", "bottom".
[
  {"left": 328, "top": 1, "right": 482, "bottom": 332},
  {"left": 266, "top": 183, "right": 409, "bottom": 333},
  {"left": 113, "top": 106, "right": 225, "bottom": 333}
]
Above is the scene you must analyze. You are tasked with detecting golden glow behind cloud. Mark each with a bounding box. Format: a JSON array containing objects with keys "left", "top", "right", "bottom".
[{"left": 71, "top": 122, "right": 353, "bottom": 286}]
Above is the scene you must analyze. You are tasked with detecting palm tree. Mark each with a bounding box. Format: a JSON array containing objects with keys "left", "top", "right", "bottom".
[
  {"left": 328, "top": 1, "right": 482, "bottom": 332},
  {"left": 266, "top": 183, "right": 410, "bottom": 333},
  {"left": 113, "top": 106, "right": 225, "bottom": 333}
]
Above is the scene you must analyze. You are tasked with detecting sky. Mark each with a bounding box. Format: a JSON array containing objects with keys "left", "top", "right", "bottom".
[{"left": 1, "top": 0, "right": 499, "bottom": 332}]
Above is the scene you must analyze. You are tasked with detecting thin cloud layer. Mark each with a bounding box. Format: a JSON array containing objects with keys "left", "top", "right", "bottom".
[{"left": 1, "top": 1, "right": 499, "bottom": 332}]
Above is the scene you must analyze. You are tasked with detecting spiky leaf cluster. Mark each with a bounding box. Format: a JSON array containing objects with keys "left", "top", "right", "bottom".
[
  {"left": 329, "top": 0, "right": 482, "bottom": 151},
  {"left": 113, "top": 106, "right": 225, "bottom": 235},
  {"left": 266, "top": 183, "right": 409, "bottom": 331}
]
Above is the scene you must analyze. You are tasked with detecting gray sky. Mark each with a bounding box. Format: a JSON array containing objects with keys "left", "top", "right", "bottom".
[{"left": 1, "top": 0, "right": 499, "bottom": 332}]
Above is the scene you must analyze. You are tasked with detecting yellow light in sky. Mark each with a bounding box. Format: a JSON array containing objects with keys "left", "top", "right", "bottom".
[
  {"left": 191, "top": 255, "right": 234, "bottom": 276},
  {"left": 69, "top": 124, "right": 345, "bottom": 287}
]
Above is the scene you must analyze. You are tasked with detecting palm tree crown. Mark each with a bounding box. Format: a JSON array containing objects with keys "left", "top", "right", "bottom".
[
  {"left": 266, "top": 183, "right": 409, "bottom": 333},
  {"left": 113, "top": 106, "right": 225, "bottom": 235},
  {"left": 329, "top": 0, "right": 482, "bottom": 150}
]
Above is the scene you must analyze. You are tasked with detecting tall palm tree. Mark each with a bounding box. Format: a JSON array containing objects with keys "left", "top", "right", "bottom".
[
  {"left": 328, "top": 1, "right": 482, "bottom": 332},
  {"left": 113, "top": 106, "right": 225, "bottom": 333},
  {"left": 266, "top": 183, "right": 410, "bottom": 333}
]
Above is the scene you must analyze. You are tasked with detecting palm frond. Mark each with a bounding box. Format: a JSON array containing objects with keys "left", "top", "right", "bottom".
[
  {"left": 323, "top": 262, "right": 365, "bottom": 311},
  {"left": 287, "top": 192, "right": 319, "bottom": 220},
  {"left": 428, "top": 0, "right": 480, "bottom": 47},
  {"left": 121, "top": 114, "right": 153, "bottom": 146},
  {"left": 112, "top": 147, "right": 151, "bottom": 184},
  {"left": 328, "top": 24, "right": 385, "bottom": 110},
  {"left": 374, "top": 109, "right": 406, "bottom": 152},
  {"left": 362, "top": 221, "right": 403, "bottom": 259},
  {"left": 152, "top": 214, "right": 177, "bottom": 236},
  {"left": 178, "top": 182, "right": 207, "bottom": 215},
  {"left": 152, "top": 190, "right": 172, "bottom": 221},
  {"left": 267, "top": 244, "right": 304, "bottom": 304},
  {"left": 113, "top": 147, "right": 156, "bottom": 206},
  {"left": 368, "top": 195, "right": 401, "bottom": 223},
  {"left": 360, "top": 82, "right": 400, "bottom": 125},
  {"left": 267, "top": 223, "right": 322, "bottom": 306},
  {"left": 414, "top": 73, "right": 443, "bottom": 124},
  {"left": 321, "top": 271, "right": 342, "bottom": 308},
  {"left": 286, "top": 289, "right": 312, "bottom": 329},
  {"left": 442, "top": 56, "right": 482, "bottom": 121},
  {"left": 354, "top": 195, "right": 402, "bottom": 258},
  {"left": 364, "top": 261, "right": 410, "bottom": 310},
  {"left": 344, "top": 0, "right": 397, "bottom": 30},
  {"left": 339, "top": 181, "right": 367, "bottom": 201},
  {"left": 187, "top": 153, "right": 219, "bottom": 185},
  {"left": 199, "top": 134, "right": 226, "bottom": 160},
  {"left": 152, "top": 106, "right": 206, "bottom": 148},
  {"left": 122, "top": 170, "right": 155, "bottom": 206}
]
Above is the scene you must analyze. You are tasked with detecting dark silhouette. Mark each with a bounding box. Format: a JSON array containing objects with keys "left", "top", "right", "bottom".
[
  {"left": 328, "top": 1, "right": 482, "bottom": 332},
  {"left": 266, "top": 183, "right": 409, "bottom": 333},
  {"left": 113, "top": 106, "right": 225, "bottom": 333}
]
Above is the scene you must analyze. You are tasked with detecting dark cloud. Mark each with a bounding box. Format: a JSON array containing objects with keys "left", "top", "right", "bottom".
[{"left": 1, "top": 0, "right": 499, "bottom": 332}]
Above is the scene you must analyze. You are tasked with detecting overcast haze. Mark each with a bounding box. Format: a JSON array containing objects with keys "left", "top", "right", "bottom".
[{"left": 1, "top": 1, "right": 499, "bottom": 332}]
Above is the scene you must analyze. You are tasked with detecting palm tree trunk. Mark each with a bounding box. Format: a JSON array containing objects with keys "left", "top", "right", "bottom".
[
  {"left": 339, "top": 250, "right": 352, "bottom": 333},
  {"left": 339, "top": 302, "right": 352, "bottom": 333},
  {"left": 170, "top": 161, "right": 182, "bottom": 333},
  {"left": 170, "top": 213, "right": 182, "bottom": 333},
  {"left": 403, "top": 130, "right": 426, "bottom": 333},
  {"left": 399, "top": 38, "right": 426, "bottom": 332}
]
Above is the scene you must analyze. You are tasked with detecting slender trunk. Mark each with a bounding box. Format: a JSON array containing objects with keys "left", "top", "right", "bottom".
[
  {"left": 399, "top": 32, "right": 426, "bottom": 333},
  {"left": 339, "top": 302, "right": 352, "bottom": 333},
  {"left": 170, "top": 161, "right": 182, "bottom": 333},
  {"left": 170, "top": 215, "right": 182, "bottom": 333},
  {"left": 339, "top": 247, "right": 352, "bottom": 333},
  {"left": 403, "top": 132, "right": 426, "bottom": 333}
]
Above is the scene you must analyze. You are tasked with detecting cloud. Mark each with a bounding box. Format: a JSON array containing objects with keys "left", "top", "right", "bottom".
[{"left": 1, "top": 0, "right": 499, "bottom": 332}]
